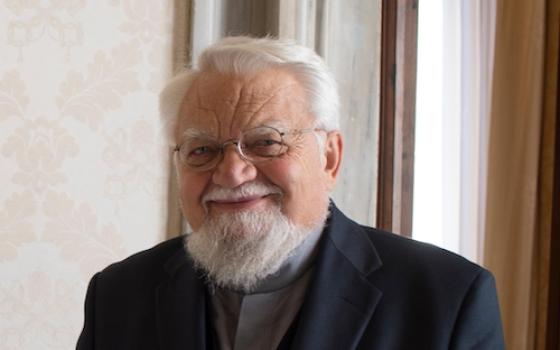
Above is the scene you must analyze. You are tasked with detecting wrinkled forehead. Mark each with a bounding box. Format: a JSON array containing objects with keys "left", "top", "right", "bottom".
[{"left": 176, "top": 68, "right": 312, "bottom": 139}]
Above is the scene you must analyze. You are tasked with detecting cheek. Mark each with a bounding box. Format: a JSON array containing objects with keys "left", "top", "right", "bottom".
[
  {"left": 262, "top": 157, "right": 329, "bottom": 226},
  {"left": 179, "top": 172, "right": 209, "bottom": 230}
]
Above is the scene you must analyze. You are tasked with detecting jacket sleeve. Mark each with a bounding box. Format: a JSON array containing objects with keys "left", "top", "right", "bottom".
[
  {"left": 449, "top": 269, "right": 505, "bottom": 349},
  {"left": 76, "top": 273, "right": 100, "bottom": 350}
]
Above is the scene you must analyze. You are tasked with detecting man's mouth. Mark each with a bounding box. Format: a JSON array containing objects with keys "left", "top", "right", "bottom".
[
  {"left": 210, "top": 194, "right": 266, "bottom": 204},
  {"left": 206, "top": 194, "right": 272, "bottom": 211},
  {"left": 202, "top": 182, "right": 283, "bottom": 213}
]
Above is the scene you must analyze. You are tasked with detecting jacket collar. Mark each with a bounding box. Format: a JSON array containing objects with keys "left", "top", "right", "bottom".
[{"left": 290, "top": 204, "right": 383, "bottom": 350}]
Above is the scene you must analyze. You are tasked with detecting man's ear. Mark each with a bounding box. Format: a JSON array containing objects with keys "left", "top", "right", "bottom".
[{"left": 322, "top": 131, "right": 343, "bottom": 190}]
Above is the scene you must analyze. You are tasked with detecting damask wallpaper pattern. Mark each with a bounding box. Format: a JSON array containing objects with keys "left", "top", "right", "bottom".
[{"left": 0, "top": 1, "right": 174, "bottom": 348}]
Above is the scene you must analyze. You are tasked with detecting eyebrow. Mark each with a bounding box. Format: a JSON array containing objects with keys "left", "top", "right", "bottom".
[
  {"left": 262, "top": 120, "right": 288, "bottom": 130},
  {"left": 179, "top": 120, "right": 290, "bottom": 140},
  {"left": 180, "top": 128, "right": 214, "bottom": 140}
]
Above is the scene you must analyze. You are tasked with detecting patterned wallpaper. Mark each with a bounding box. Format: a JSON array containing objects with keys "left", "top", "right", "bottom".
[{"left": 0, "top": 1, "right": 174, "bottom": 348}]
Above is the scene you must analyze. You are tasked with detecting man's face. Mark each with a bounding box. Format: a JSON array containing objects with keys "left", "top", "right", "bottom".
[{"left": 175, "top": 68, "right": 342, "bottom": 233}]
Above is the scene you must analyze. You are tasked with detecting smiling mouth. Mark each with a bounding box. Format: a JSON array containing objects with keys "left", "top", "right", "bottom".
[
  {"left": 211, "top": 194, "right": 265, "bottom": 204},
  {"left": 207, "top": 194, "right": 275, "bottom": 211}
]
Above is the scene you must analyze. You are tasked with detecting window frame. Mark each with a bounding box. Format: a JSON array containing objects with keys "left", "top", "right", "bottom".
[{"left": 377, "top": 0, "right": 418, "bottom": 236}]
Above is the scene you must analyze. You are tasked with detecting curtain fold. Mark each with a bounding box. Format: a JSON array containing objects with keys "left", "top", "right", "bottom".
[{"left": 484, "top": 0, "right": 559, "bottom": 349}]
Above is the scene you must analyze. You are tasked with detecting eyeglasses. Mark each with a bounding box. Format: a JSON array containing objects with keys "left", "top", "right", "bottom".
[{"left": 174, "top": 126, "right": 318, "bottom": 171}]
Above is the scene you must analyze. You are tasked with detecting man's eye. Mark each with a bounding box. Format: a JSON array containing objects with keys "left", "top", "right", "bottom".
[
  {"left": 189, "top": 146, "right": 212, "bottom": 156},
  {"left": 183, "top": 145, "right": 218, "bottom": 166},
  {"left": 251, "top": 139, "right": 282, "bottom": 147},
  {"left": 245, "top": 138, "right": 284, "bottom": 157}
]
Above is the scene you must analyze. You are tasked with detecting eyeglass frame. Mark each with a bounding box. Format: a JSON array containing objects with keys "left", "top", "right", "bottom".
[{"left": 173, "top": 125, "right": 323, "bottom": 171}]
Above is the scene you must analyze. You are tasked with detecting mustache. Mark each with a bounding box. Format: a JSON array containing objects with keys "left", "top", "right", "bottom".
[{"left": 202, "top": 181, "right": 283, "bottom": 209}]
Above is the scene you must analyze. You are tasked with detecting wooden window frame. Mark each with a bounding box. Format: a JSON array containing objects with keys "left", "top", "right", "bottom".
[
  {"left": 377, "top": 0, "right": 418, "bottom": 236},
  {"left": 547, "top": 46, "right": 560, "bottom": 349}
]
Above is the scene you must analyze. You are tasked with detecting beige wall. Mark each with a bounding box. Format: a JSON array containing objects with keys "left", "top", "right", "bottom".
[{"left": 0, "top": 1, "right": 173, "bottom": 348}]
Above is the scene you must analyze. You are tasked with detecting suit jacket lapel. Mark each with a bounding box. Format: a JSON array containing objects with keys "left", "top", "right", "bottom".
[
  {"left": 291, "top": 205, "right": 383, "bottom": 350},
  {"left": 155, "top": 248, "right": 209, "bottom": 350}
]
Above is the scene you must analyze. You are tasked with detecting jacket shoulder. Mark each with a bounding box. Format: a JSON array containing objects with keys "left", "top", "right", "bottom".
[
  {"left": 363, "top": 226, "right": 479, "bottom": 271},
  {"left": 360, "top": 227, "right": 504, "bottom": 348},
  {"left": 358, "top": 225, "right": 489, "bottom": 297},
  {"left": 96, "top": 236, "right": 186, "bottom": 290}
]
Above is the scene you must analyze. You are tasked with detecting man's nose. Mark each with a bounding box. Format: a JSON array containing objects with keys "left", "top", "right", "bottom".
[{"left": 211, "top": 146, "right": 257, "bottom": 188}]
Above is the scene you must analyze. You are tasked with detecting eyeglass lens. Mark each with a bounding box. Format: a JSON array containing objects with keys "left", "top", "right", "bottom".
[{"left": 178, "top": 127, "right": 287, "bottom": 169}]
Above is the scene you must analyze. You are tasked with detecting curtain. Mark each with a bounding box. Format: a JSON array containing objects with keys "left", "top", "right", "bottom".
[
  {"left": 456, "top": 0, "right": 496, "bottom": 263},
  {"left": 483, "top": 0, "right": 558, "bottom": 348},
  {"left": 413, "top": 0, "right": 495, "bottom": 262}
]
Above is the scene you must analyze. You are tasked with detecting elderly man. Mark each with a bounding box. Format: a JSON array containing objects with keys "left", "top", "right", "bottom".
[{"left": 77, "top": 37, "right": 504, "bottom": 349}]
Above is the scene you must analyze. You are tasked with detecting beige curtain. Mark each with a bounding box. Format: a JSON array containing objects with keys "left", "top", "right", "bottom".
[{"left": 484, "top": 0, "right": 559, "bottom": 349}]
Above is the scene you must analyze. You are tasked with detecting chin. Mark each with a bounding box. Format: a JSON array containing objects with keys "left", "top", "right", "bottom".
[{"left": 184, "top": 206, "right": 311, "bottom": 292}]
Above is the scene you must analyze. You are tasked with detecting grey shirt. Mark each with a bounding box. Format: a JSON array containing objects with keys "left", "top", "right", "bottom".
[{"left": 209, "top": 226, "right": 324, "bottom": 350}]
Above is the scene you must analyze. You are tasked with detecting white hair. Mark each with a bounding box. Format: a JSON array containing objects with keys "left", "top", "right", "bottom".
[{"left": 159, "top": 36, "right": 340, "bottom": 144}]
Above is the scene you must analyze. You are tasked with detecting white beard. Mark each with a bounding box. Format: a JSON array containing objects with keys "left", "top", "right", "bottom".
[{"left": 184, "top": 182, "right": 323, "bottom": 293}]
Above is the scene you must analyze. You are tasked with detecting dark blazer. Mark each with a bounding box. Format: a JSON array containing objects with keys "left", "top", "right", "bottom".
[{"left": 77, "top": 204, "right": 504, "bottom": 349}]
